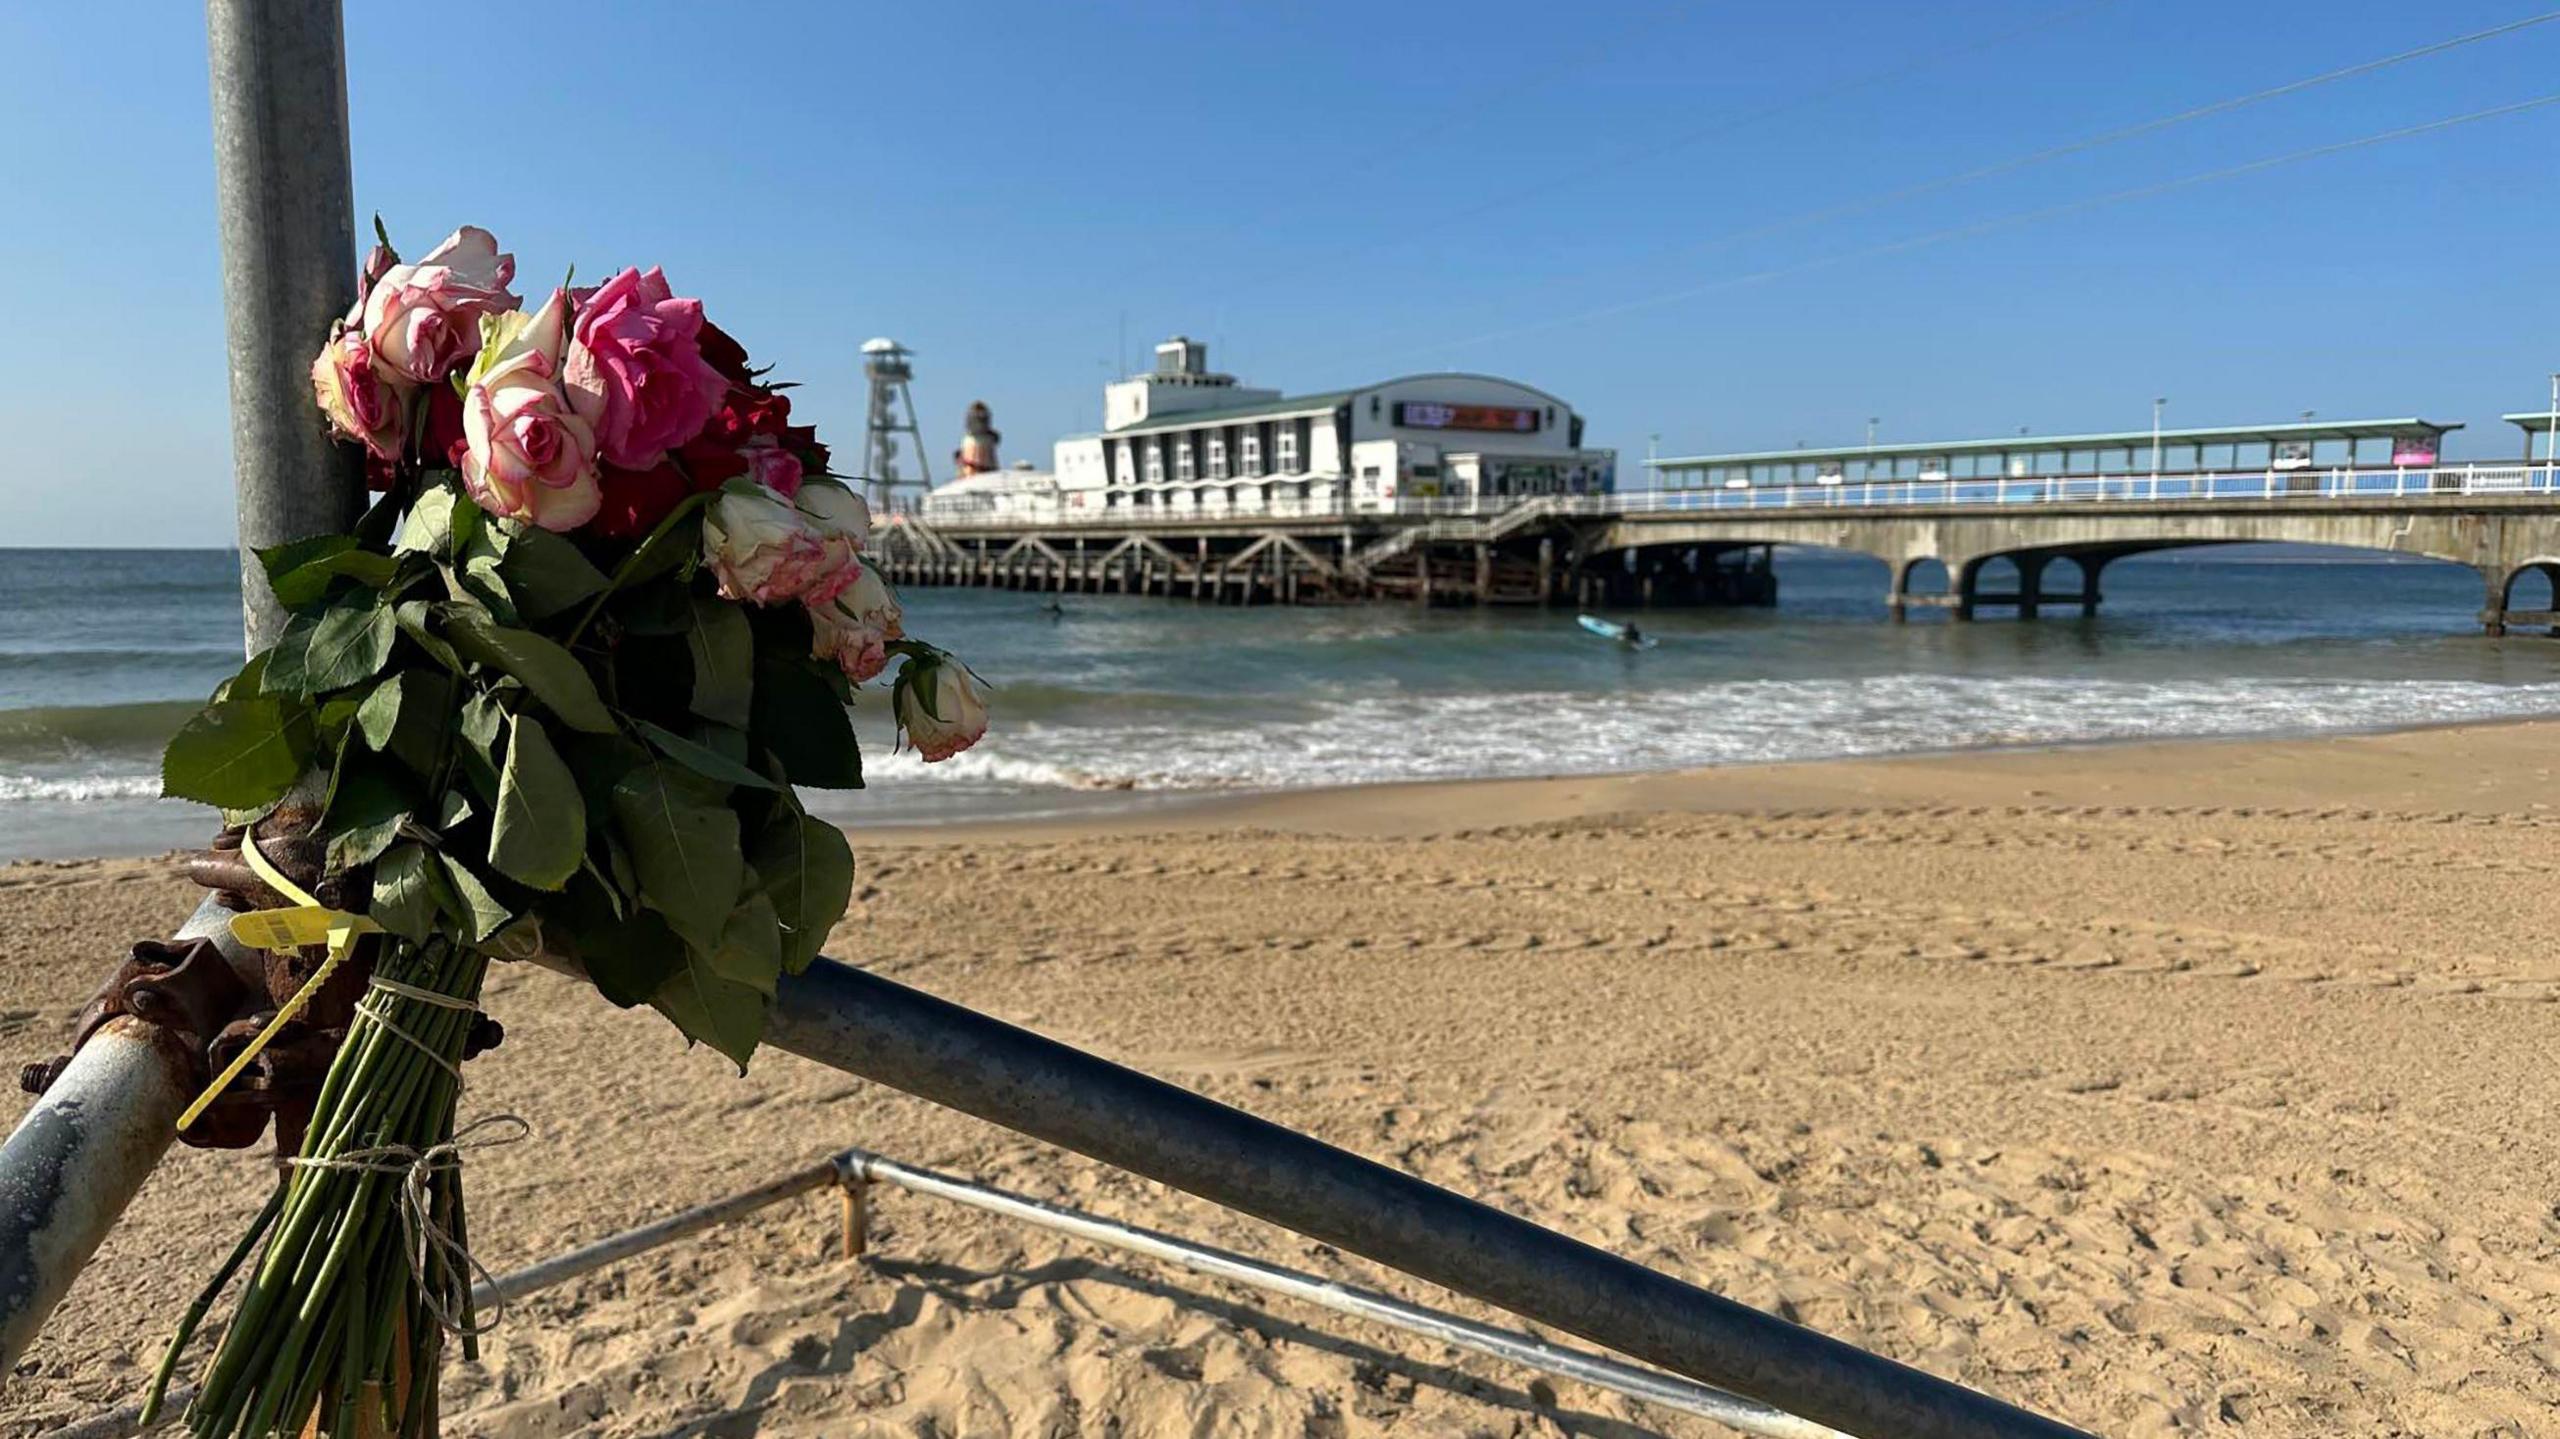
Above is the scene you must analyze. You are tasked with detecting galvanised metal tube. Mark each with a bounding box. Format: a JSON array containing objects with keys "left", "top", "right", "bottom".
[
  {"left": 837, "top": 1147, "right": 1848, "bottom": 1439},
  {"left": 472, "top": 1158, "right": 842, "bottom": 1307},
  {"left": 206, "top": 0, "right": 364, "bottom": 652},
  {"left": 735, "top": 957, "right": 2092, "bottom": 1439},
  {"left": 0, "top": 898, "right": 246, "bottom": 1373}
]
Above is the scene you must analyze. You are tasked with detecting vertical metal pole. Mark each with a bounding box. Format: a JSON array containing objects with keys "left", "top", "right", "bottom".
[{"left": 207, "top": 0, "right": 363, "bottom": 653}]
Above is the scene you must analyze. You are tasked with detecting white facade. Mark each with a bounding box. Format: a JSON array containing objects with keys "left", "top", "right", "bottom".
[{"left": 921, "top": 338, "right": 1614, "bottom": 521}]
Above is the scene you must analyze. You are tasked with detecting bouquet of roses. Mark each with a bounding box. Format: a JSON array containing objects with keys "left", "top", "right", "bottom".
[{"left": 146, "top": 224, "right": 985, "bottom": 1437}]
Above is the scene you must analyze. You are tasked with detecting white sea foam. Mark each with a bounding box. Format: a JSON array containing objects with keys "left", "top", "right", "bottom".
[
  {"left": 0, "top": 772, "right": 164, "bottom": 802},
  {"left": 14, "top": 677, "right": 2560, "bottom": 816},
  {"left": 854, "top": 674, "right": 2560, "bottom": 796}
]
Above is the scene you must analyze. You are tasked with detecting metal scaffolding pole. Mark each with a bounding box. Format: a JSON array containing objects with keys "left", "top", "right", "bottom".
[{"left": 207, "top": 0, "right": 363, "bottom": 652}]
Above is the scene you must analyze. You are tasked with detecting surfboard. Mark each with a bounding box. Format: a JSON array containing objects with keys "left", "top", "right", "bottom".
[{"left": 1577, "top": 614, "right": 1657, "bottom": 649}]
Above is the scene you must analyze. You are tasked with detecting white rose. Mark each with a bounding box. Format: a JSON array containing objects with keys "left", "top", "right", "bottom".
[{"left": 894, "top": 654, "right": 987, "bottom": 763}]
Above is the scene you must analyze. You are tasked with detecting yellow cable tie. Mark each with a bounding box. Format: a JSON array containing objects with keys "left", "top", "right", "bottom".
[{"left": 177, "top": 833, "right": 380, "bottom": 1133}]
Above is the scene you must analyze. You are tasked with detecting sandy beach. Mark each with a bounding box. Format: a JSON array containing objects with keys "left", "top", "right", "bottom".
[{"left": 8, "top": 720, "right": 2560, "bottom": 1438}]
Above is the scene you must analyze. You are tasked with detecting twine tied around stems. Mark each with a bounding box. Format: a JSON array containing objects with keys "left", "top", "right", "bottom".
[{"left": 287, "top": 1112, "right": 529, "bottom": 1337}]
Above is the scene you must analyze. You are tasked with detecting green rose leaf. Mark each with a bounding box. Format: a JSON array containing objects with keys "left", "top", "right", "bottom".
[
  {"left": 498, "top": 523, "right": 610, "bottom": 620},
  {"left": 630, "top": 718, "right": 779, "bottom": 792},
  {"left": 161, "top": 696, "right": 311, "bottom": 810},
  {"left": 271, "top": 548, "right": 405, "bottom": 611},
  {"left": 750, "top": 651, "right": 863, "bottom": 789},
  {"left": 749, "top": 809, "right": 852, "bottom": 975},
  {"left": 608, "top": 760, "right": 744, "bottom": 956},
  {"left": 683, "top": 594, "right": 754, "bottom": 729},
  {"left": 266, "top": 591, "right": 396, "bottom": 696},
  {"left": 354, "top": 669, "right": 454, "bottom": 777},
  {"left": 553, "top": 878, "right": 683, "bottom": 1005},
  {"left": 369, "top": 842, "right": 450, "bottom": 943},
  {"left": 435, "top": 853, "right": 513, "bottom": 942},
  {"left": 455, "top": 689, "right": 507, "bottom": 800},
  {"left": 650, "top": 960, "right": 768, "bottom": 1072},
  {"left": 392, "top": 600, "right": 465, "bottom": 674},
  {"left": 489, "top": 712, "right": 584, "bottom": 892},
  {"left": 314, "top": 759, "right": 411, "bottom": 872},
  {"left": 445, "top": 613, "right": 615, "bottom": 733},
  {"left": 708, "top": 885, "right": 781, "bottom": 998},
  {"left": 257, "top": 533, "right": 355, "bottom": 583},
  {"left": 396, "top": 485, "right": 461, "bottom": 557}
]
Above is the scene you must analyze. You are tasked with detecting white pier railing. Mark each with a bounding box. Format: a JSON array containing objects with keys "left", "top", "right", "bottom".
[{"left": 894, "top": 464, "right": 2560, "bottom": 531}]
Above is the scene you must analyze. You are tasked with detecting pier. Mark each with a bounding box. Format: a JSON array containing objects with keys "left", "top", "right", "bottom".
[{"left": 876, "top": 415, "right": 2560, "bottom": 633}]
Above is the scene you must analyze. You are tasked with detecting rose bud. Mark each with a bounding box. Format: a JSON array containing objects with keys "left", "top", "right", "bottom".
[
  {"left": 894, "top": 653, "right": 989, "bottom": 763},
  {"left": 703, "top": 486, "right": 842, "bottom": 605}
]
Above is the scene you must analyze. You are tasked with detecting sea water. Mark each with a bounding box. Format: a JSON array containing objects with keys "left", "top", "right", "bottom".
[{"left": 6, "top": 546, "right": 2559, "bottom": 860}]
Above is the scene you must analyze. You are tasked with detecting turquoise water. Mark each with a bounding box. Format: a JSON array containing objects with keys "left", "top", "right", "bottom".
[{"left": 5, "top": 546, "right": 2559, "bottom": 859}]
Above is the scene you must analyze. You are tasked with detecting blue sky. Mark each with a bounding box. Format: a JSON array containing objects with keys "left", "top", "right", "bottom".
[{"left": 4, "top": 0, "right": 2556, "bottom": 546}]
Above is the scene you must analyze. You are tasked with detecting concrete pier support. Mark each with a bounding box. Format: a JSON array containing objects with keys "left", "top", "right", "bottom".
[{"left": 2015, "top": 555, "right": 2048, "bottom": 619}]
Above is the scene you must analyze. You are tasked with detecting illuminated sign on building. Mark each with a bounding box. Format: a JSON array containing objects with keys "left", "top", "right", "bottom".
[{"left": 1394, "top": 402, "right": 1541, "bottom": 433}]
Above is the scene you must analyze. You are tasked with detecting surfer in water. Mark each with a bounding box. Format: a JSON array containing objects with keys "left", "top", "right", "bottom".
[{"left": 1619, "top": 622, "right": 1644, "bottom": 647}]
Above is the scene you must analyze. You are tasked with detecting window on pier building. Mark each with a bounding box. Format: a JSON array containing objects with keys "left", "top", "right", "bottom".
[
  {"left": 1277, "top": 421, "right": 1300, "bottom": 473},
  {"left": 1145, "top": 440, "right": 1164, "bottom": 485},
  {"left": 1114, "top": 441, "right": 1135, "bottom": 486},
  {"left": 1207, "top": 432, "right": 1228, "bottom": 479},
  {"left": 1176, "top": 437, "right": 1196, "bottom": 482},
  {"left": 1241, "top": 428, "right": 1262, "bottom": 477}
]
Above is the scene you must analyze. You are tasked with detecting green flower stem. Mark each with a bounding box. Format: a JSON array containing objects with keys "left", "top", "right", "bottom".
[
  {"left": 138, "top": 1183, "right": 282, "bottom": 1426},
  {"left": 182, "top": 928, "right": 490, "bottom": 1437}
]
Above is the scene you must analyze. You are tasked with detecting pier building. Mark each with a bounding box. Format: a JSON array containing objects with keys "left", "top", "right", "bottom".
[{"left": 920, "top": 337, "right": 1616, "bottom": 523}]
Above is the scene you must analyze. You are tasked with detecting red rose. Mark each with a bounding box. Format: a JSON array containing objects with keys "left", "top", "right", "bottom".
[
  {"left": 696, "top": 320, "right": 753, "bottom": 385},
  {"left": 592, "top": 461, "right": 692, "bottom": 539},
  {"left": 421, "top": 383, "right": 467, "bottom": 471},
  {"left": 784, "top": 424, "right": 830, "bottom": 476},
  {"left": 676, "top": 433, "right": 750, "bottom": 489},
  {"left": 743, "top": 388, "right": 791, "bottom": 437}
]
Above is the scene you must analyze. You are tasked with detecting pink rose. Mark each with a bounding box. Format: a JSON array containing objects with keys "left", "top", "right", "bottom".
[
  {"left": 311, "top": 328, "right": 407, "bottom": 460},
  {"left": 742, "top": 438, "right": 803, "bottom": 498},
  {"left": 703, "top": 488, "right": 839, "bottom": 605},
  {"left": 563, "top": 267, "right": 728, "bottom": 471},
  {"left": 459, "top": 291, "right": 602, "bottom": 532},
  {"left": 361, "top": 226, "right": 520, "bottom": 383},
  {"left": 809, "top": 566, "right": 902, "bottom": 684},
  {"left": 893, "top": 653, "right": 988, "bottom": 763}
]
